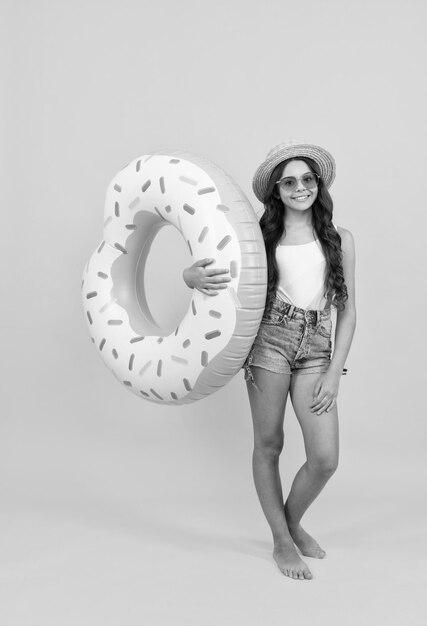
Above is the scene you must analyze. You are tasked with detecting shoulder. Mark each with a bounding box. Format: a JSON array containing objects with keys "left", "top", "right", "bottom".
[
  {"left": 336, "top": 226, "right": 355, "bottom": 251},
  {"left": 336, "top": 226, "right": 355, "bottom": 267}
]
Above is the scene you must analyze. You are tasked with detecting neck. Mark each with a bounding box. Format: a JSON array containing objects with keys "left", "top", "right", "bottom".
[{"left": 283, "top": 208, "right": 313, "bottom": 230}]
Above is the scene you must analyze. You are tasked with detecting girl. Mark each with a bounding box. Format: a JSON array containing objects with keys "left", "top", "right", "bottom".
[{"left": 183, "top": 141, "right": 356, "bottom": 581}]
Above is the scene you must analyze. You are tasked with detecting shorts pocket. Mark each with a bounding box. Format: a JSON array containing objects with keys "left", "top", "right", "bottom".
[
  {"left": 261, "top": 307, "right": 284, "bottom": 326},
  {"left": 317, "top": 316, "right": 332, "bottom": 338}
]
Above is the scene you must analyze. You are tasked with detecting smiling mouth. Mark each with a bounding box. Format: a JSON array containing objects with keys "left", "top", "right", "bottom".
[{"left": 292, "top": 195, "right": 311, "bottom": 201}]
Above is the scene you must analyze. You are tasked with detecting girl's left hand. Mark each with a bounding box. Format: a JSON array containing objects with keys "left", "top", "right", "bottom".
[{"left": 310, "top": 368, "right": 341, "bottom": 415}]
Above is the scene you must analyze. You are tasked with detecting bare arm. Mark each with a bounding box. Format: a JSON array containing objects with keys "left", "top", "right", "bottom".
[{"left": 329, "top": 227, "right": 357, "bottom": 375}]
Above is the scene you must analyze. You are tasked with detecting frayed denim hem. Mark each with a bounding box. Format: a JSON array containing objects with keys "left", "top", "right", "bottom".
[{"left": 243, "top": 347, "right": 261, "bottom": 390}]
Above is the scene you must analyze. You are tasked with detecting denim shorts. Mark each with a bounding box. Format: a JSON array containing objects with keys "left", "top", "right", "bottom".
[{"left": 242, "top": 294, "right": 347, "bottom": 389}]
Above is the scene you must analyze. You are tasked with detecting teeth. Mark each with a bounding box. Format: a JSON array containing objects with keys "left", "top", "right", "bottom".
[{"left": 293, "top": 196, "right": 309, "bottom": 201}]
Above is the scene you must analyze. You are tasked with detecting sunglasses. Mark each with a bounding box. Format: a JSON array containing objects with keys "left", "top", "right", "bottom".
[{"left": 275, "top": 172, "right": 320, "bottom": 191}]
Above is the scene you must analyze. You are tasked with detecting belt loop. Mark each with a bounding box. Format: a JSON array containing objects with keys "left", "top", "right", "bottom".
[{"left": 288, "top": 304, "right": 295, "bottom": 319}]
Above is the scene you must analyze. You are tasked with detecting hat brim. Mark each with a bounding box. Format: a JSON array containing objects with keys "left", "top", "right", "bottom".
[{"left": 252, "top": 143, "right": 336, "bottom": 203}]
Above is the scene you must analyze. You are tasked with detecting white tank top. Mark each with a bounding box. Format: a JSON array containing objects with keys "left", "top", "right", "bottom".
[{"left": 275, "top": 224, "right": 337, "bottom": 311}]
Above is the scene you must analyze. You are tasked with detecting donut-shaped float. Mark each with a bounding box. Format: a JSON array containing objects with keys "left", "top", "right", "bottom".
[{"left": 82, "top": 150, "right": 267, "bottom": 405}]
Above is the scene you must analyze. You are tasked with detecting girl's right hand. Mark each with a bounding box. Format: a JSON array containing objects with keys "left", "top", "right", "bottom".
[{"left": 182, "top": 258, "right": 231, "bottom": 296}]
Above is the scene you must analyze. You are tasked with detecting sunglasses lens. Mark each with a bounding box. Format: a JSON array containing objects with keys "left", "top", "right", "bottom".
[
  {"left": 301, "top": 174, "right": 318, "bottom": 188},
  {"left": 280, "top": 177, "right": 297, "bottom": 190}
]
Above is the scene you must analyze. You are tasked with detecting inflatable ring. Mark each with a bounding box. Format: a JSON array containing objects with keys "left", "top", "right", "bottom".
[{"left": 82, "top": 150, "right": 267, "bottom": 405}]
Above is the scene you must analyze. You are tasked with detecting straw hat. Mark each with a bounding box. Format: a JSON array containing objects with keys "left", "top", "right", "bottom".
[{"left": 252, "top": 140, "right": 336, "bottom": 203}]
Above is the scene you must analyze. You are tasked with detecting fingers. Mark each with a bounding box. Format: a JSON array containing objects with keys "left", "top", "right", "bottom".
[
  {"left": 311, "top": 395, "right": 336, "bottom": 415},
  {"left": 196, "top": 257, "right": 230, "bottom": 276},
  {"left": 205, "top": 268, "right": 231, "bottom": 277},
  {"left": 198, "top": 273, "right": 231, "bottom": 292},
  {"left": 311, "top": 394, "right": 326, "bottom": 410},
  {"left": 193, "top": 260, "right": 231, "bottom": 295},
  {"left": 197, "top": 285, "right": 228, "bottom": 295},
  {"left": 195, "top": 259, "right": 229, "bottom": 273},
  {"left": 198, "top": 288, "right": 219, "bottom": 296},
  {"left": 326, "top": 397, "right": 336, "bottom": 412},
  {"left": 204, "top": 283, "right": 229, "bottom": 290},
  {"left": 204, "top": 276, "right": 231, "bottom": 285},
  {"left": 194, "top": 259, "right": 230, "bottom": 276},
  {"left": 195, "top": 258, "right": 215, "bottom": 266}
]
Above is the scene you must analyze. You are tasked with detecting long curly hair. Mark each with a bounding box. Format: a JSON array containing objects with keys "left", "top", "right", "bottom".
[{"left": 259, "top": 156, "right": 348, "bottom": 311}]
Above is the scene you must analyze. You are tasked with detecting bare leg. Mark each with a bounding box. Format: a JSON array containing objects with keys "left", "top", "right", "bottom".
[
  {"left": 246, "top": 366, "right": 313, "bottom": 580},
  {"left": 284, "top": 372, "right": 339, "bottom": 558}
]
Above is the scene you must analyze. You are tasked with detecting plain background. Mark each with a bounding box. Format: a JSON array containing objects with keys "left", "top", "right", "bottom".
[{"left": 2, "top": 0, "right": 426, "bottom": 624}]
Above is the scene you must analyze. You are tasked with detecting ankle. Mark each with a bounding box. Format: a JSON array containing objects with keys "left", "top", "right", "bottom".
[
  {"left": 283, "top": 504, "right": 300, "bottom": 530},
  {"left": 273, "top": 536, "right": 295, "bottom": 550}
]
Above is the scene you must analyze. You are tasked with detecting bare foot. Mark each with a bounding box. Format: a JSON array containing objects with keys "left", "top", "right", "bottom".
[
  {"left": 287, "top": 524, "right": 326, "bottom": 559},
  {"left": 273, "top": 543, "right": 313, "bottom": 580}
]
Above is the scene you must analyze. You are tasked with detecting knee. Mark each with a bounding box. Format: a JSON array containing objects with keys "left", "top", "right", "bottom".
[
  {"left": 254, "top": 434, "right": 284, "bottom": 460},
  {"left": 308, "top": 454, "right": 339, "bottom": 477}
]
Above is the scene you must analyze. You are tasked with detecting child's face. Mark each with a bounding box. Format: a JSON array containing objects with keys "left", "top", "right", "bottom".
[{"left": 277, "top": 160, "right": 319, "bottom": 212}]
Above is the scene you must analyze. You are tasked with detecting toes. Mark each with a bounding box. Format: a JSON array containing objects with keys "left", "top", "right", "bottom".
[{"left": 280, "top": 564, "right": 312, "bottom": 580}]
